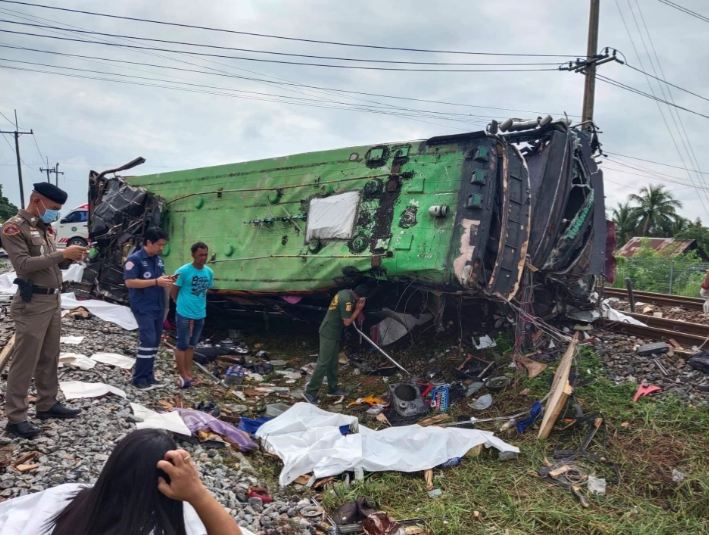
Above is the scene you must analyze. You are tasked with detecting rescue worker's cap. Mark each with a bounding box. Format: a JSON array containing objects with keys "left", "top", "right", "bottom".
[{"left": 33, "top": 182, "right": 68, "bottom": 204}]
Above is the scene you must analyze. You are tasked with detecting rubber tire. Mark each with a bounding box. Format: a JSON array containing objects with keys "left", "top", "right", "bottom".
[{"left": 67, "top": 237, "right": 88, "bottom": 247}]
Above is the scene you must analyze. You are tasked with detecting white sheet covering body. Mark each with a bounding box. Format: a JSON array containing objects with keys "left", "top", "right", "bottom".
[
  {"left": 60, "top": 292, "right": 138, "bottom": 330},
  {"left": 0, "top": 483, "right": 255, "bottom": 535},
  {"left": 255, "top": 403, "right": 520, "bottom": 486}
]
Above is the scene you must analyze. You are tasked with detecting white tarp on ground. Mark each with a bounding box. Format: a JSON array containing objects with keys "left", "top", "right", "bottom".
[
  {"left": 375, "top": 309, "right": 432, "bottom": 346},
  {"left": 90, "top": 352, "right": 135, "bottom": 369},
  {"left": 305, "top": 191, "right": 360, "bottom": 241},
  {"left": 601, "top": 300, "right": 647, "bottom": 326},
  {"left": 130, "top": 403, "right": 192, "bottom": 436},
  {"left": 59, "top": 380, "right": 126, "bottom": 400},
  {"left": 58, "top": 352, "right": 96, "bottom": 370},
  {"left": 0, "top": 269, "right": 137, "bottom": 330},
  {"left": 255, "top": 402, "right": 520, "bottom": 486},
  {"left": 0, "top": 265, "right": 84, "bottom": 296},
  {"left": 60, "top": 292, "right": 138, "bottom": 330}
]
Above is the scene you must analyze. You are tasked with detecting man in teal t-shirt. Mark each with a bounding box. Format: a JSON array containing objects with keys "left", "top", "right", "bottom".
[{"left": 170, "top": 242, "right": 214, "bottom": 388}]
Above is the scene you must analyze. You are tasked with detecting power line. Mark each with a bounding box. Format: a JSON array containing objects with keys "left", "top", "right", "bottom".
[
  {"left": 657, "top": 0, "right": 709, "bottom": 23},
  {"left": 604, "top": 157, "right": 703, "bottom": 183},
  {"left": 0, "top": 29, "right": 561, "bottom": 73},
  {"left": 624, "top": 63, "right": 709, "bottom": 103},
  {"left": 0, "top": 43, "right": 577, "bottom": 117},
  {"left": 596, "top": 74, "right": 709, "bottom": 119},
  {"left": 0, "top": 0, "right": 587, "bottom": 58},
  {"left": 605, "top": 151, "right": 709, "bottom": 175},
  {"left": 627, "top": 0, "right": 709, "bottom": 211},
  {"left": 0, "top": 19, "right": 563, "bottom": 67},
  {"left": 602, "top": 162, "right": 709, "bottom": 191},
  {"left": 0, "top": 63, "right": 492, "bottom": 129},
  {"left": 0, "top": 56, "right": 493, "bottom": 123},
  {"left": 30, "top": 131, "right": 44, "bottom": 162},
  {"left": 0, "top": 110, "right": 16, "bottom": 127}
]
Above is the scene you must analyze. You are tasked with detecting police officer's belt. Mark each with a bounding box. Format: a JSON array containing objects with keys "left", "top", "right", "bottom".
[{"left": 31, "top": 285, "right": 61, "bottom": 295}]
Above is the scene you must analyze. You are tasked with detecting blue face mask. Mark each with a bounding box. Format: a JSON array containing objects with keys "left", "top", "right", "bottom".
[{"left": 40, "top": 200, "right": 60, "bottom": 224}]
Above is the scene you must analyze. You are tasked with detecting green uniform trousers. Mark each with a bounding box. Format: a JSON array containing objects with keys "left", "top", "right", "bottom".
[
  {"left": 306, "top": 335, "right": 340, "bottom": 396},
  {"left": 6, "top": 293, "right": 61, "bottom": 423}
]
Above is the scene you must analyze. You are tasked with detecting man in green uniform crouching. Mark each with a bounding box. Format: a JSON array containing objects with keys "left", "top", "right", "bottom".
[{"left": 303, "top": 283, "right": 372, "bottom": 404}]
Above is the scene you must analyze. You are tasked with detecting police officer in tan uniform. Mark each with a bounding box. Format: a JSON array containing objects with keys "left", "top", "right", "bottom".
[{"left": 1, "top": 183, "right": 85, "bottom": 439}]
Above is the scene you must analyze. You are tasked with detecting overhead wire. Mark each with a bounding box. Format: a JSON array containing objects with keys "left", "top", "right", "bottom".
[
  {"left": 0, "top": 29, "right": 562, "bottom": 72},
  {"left": 631, "top": 0, "right": 708, "bottom": 200},
  {"left": 624, "top": 63, "right": 709, "bottom": 103},
  {"left": 0, "top": 56, "right": 494, "bottom": 123},
  {"left": 596, "top": 74, "right": 709, "bottom": 119},
  {"left": 0, "top": 110, "right": 15, "bottom": 126},
  {"left": 0, "top": 19, "right": 564, "bottom": 67},
  {"left": 657, "top": 0, "right": 709, "bottom": 23},
  {"left": 604, "top": 151, "right": 709, "bottom": 175},
  {"left": 0, "top": 43, "right": 577, "bottom": 118},
  {"left": 627, "top": 0, "right": 709, "bottom": 208},
  {"left": 0, "top": 0, "right": 587, "bottom": 58},
  {"left": 0, "top": 63, "right": 491, "bottom": 129}
]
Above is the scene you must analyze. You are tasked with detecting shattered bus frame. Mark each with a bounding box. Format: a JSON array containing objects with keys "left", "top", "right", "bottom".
[{"left": 83, "top": 118, "right": 607, "bottom": 318}]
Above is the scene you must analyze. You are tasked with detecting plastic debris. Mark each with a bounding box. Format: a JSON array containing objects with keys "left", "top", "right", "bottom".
[{"left": 470, "top": 394, "right": 493, "bottom": 411}]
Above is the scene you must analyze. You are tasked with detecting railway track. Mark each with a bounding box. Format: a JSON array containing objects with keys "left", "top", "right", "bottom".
[
  {"left": 603, "top": 287, "right": 705, "bottom": 310},
  {"left": 602, "top": 312, "right": 709, "bottom": 348}
]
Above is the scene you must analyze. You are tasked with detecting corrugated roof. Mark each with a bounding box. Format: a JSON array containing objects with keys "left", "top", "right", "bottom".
[{"left": 616, "top": 237, "right": 696, "bottom": 257}]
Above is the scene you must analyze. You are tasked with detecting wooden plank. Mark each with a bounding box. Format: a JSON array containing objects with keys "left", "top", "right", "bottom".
[
  {"left": 538, "top": 333, "right": 578, "bottom": 439},
  {"left": 0, "top": 334, "right": 16, "bottom": 373}
]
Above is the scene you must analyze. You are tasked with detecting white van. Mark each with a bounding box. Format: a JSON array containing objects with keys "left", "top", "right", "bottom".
[{"left": 54, "top": 203, "right": 89, "bottom": 248}]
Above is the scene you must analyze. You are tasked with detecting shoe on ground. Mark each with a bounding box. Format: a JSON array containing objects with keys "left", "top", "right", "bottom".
[
  {"left": 302, "top": 392, "right": 319, "bottom": 404},
  {"left": 6, "top": 420, "right": 41, "bottom": 439},
  {"left": 327, "top": 388, "right": 348, "bottom": 397},
  {"left": 133, "top": 381, "right": 164, "bottom": 391},
  {"left": 36, "top": 403, "right": 81, "bottom": 420},
  {"left": 178, "top": 377, "right": 193, "bottom": 389}
]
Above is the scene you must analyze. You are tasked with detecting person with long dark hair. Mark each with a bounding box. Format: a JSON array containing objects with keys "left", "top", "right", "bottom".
[{"left": 0, "top": 429, "right": 247, "bottom": 535}]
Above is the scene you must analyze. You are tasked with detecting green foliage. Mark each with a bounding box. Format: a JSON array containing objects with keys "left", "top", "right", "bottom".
[
  {"left": 677, "top": 224, "right": 709, "bottom": 259},
  {"left": 0, "top": 184, "right": 18, "bottom": 222},
  {"left": 613, "top": 241, "right": 707, "bottom": 295}
]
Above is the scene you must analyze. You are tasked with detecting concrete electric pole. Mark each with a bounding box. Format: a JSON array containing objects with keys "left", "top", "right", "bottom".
[
  {"left": 40, "top": 158, "right": 64, "bottom": 186},
  {"left": 0, "top": 110, "right": 32, "bottom": 209},
  {"left": 582, "top": 0, "right": 601, "bottom": 126}
]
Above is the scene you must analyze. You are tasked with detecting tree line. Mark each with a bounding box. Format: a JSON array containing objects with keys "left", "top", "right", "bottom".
[{"left": 611, "top": 184, "right": 709, "bottom": 257}]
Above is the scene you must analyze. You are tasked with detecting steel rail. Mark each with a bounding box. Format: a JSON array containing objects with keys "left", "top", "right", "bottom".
[{"left": 603, "top": 287, "right": 704, "bottom": 310}]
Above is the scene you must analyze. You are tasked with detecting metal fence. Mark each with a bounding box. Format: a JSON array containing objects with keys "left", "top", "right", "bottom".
[{"left": 613, "top": 257, "right": 709, "bottom": 296}]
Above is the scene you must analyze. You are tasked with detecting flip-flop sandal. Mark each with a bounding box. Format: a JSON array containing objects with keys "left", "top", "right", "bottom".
[{"left": 178, "top": 377, "right": 193, "bottom": 389}]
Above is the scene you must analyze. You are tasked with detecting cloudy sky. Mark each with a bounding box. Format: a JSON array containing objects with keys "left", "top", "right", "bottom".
[{"left": 1, "top": 0, "right": 708, "bottom": 222}]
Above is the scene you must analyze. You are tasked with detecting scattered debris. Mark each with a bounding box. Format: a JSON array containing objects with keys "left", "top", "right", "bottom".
[
  {"left": 538, "top": 334, "right": 578, "bottom": 439},
  {"left": 632, "top": 381, "right": 662, "bottom": 402}
]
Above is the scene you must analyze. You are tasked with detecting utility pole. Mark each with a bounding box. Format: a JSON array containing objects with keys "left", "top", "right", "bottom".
[
  {"left": 559, "top": 1, "right": 623, "bottom": 129},
  {"left": 0, "top": 110, "right": 32, "bottom": 209},
  {"left": 40, "top": 157, "right": 64, "bottom": 186},
  {"left": 582, "top": 0, "right": 600, "bottom": 127}
]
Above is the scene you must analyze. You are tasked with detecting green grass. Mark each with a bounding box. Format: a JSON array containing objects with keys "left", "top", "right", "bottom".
[
  {"left": 202, "top": 322, "right": 708, "bottom": 534},
  {"left": 316, "top": 347, "right": 709, "bottom": 535}
]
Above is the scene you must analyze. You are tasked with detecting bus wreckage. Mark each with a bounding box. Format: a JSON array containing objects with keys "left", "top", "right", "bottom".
[{"left": 82, "top": 118, "right": 609, "bottom": 321}]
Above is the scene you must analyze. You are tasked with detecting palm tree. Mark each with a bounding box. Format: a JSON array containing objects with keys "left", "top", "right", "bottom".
[
  {"left": 628, "top": 185, "right": 682, "bottom": 236},
  {"left": 611, "top": 202, "right": 637, "bottom": 245}
]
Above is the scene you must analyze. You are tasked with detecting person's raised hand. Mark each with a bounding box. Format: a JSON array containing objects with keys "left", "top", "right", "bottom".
[{"left": 157, "top": 449, "right": 208, "bottom": 504}]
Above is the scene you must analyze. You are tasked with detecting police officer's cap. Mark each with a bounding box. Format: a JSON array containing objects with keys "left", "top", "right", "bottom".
[{"left": 33, "top": 182, "right": 68, "bottom": 204}]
